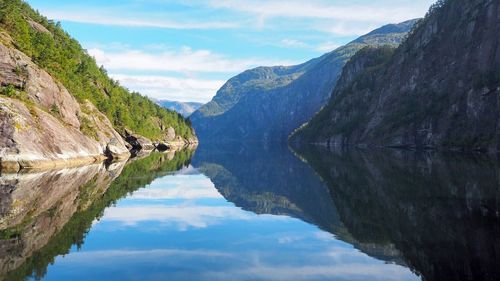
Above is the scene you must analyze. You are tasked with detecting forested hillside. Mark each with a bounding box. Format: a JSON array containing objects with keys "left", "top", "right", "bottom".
[{"left": 0, "top": 0, "right": 194, "bottom": 140}]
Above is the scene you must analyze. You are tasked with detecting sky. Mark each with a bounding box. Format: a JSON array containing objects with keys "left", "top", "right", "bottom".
[{"left": 26, "top": 0, "right": 435, "bottom": 103}]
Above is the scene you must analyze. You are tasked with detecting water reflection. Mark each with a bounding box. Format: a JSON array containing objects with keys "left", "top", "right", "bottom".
[
  {"left": 293, "top": 145, "right": 500, "bottom": 281},
  {"left": 192, "top": 143, "right": 409, "bottom": 265},
  {"left": 0, "top": 143, "right": 498, "bottom": 281},
  {"left": 0, "top": 150, "right": 194, "bottom": 281},
  {"left": 30, "top": 144, "right": 415, "bottom": 281}
]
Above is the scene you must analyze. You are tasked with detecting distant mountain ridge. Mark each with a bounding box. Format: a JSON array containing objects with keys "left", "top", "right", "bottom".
[
  {"left": 190, "top": 19, "right": 418, "bottom": 143},
  {"left": 156, "top": 100, "right": 203, "bottom": 117}
]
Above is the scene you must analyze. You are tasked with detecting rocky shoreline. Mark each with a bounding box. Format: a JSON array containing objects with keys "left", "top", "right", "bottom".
[{"left": 0, "top": 138, "right": 198, "bottom": 174}]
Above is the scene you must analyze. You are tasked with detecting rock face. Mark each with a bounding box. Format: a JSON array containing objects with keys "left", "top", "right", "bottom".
[
  {"left": 0, "top": 40, "right": 129, "bottom": 172},
  {"left": 190, "top": 20, "right": 417, "bottom": 143},
  {"left": 293, "top": 0, "right": 500, "bottom": 152}
]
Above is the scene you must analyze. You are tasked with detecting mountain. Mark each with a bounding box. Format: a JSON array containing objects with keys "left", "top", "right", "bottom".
[
  {"left": 292, "top": 0, "right": 500, "bottom": 152},
  {"left": 156, "top": 100, "right": 203, "bottom": 117},
  {"left": 0, "top": 0, "right": 196, "bottom": 171},
  {"left": 190, "top": 19, "right": 418, "bottom": 143}
]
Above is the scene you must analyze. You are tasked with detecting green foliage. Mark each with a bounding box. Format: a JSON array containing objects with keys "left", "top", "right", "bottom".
[
  {"left": 0, "top": 0, "right": 195, "bottom": 140},
  {"left": 1, "top": 84, "right": 29, "bottom": 101},
  {"left": 49, "top": 103, "right": 60, "bottom": 117},
  {"left": 1, "top": 84, "right": 17, "bottom": 97},
  {"left": 78, "top": 115, "right": 98, "bottom": 140}
]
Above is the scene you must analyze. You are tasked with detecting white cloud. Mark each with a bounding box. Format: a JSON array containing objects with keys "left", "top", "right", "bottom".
[
  {"left": 42, "top": 9, "right": 238, "bottom": 30},
  {"left": 61, "top": 249, "right": 232, "bottom": 263},
  {"left": 101, "top": 205, "right": 285, "bottom": 230},
  {"left": 87, "top": 46, "right": 298, "bottom": 101},
  {"left": 204, "top": 0, "right": 434, "bottom": 36},
  {"left": 280, "top": 39, "right": 308, "bottom": 48},
  {"left": 109, "top": 74, "right": 224, "bottom": 103},
  {"left": 88, "top": 47, "right": 295, "bottom": 74},
  {"left": 208, "top": 0, "right": 433, "bottom": 23},
  {"left": 129, "top": 176, "right": 224, "bottom": 200},
  {"left": 315, "top": 41, "right": 341, "bottom": 53},
  {"left": 203, "top": 263, "right": 419, "bottom": 281}
]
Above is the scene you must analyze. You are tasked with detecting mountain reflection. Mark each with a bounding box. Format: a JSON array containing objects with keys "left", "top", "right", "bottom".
[
  {"left": 0, "top": 150, "right": 194, "bottom": 281},
  {"left": 194, "top": 143, "right": 500, "bottom": 281},
  {"left": 293, "top": 145, "right": 500, "bottom": 281},
  {"left": 192, "top": 143, "right": 408, "bottom": 265},
  {"left": 1, "top": 143, "right": 499, "bottom": 281}
]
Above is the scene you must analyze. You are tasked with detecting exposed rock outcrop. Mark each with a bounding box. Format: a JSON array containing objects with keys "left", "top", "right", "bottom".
[
  {"left": 0, "top": 40, "right": 130, "bottom": 172},
  {"left": 124, "top": 129, "right": 155, "bottom": 152}
]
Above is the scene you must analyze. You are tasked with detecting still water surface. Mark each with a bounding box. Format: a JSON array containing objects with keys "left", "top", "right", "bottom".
[{"left": 0, "top": 144, "right": 498, "bottom": 281}]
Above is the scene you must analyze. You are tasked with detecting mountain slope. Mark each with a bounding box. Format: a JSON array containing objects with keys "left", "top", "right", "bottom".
[
  {"left": 0, "top": 0, "right": 195, "bottom": 141},
  {"left": 0, "top": 0, "right": 196, "bottom": 171},
  {"left": 292, "top": 0, "right": 500, "bottom": 152},
  {"left": 156, "top": 100, "right": 203, "bottom": 117},
  {"left": 190, "top": 20, "right": 417, "bottom": 143}
]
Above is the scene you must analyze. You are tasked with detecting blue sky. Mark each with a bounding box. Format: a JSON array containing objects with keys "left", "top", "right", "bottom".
[{"left": 26, "top": 0, "right": 435, "bottom": 103}]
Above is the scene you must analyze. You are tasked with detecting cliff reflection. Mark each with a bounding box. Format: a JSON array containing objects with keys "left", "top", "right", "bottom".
[
  {"left": 294, "top": 146, "right": 500, "bottom": 281},
  {"left": 0, "top": 150, "right": 194, "bottom": 281}
]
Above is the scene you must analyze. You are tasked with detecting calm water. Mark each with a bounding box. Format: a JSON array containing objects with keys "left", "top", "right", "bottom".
[{"left": 0, "top": 144, "right": 499, "bottom": 281}]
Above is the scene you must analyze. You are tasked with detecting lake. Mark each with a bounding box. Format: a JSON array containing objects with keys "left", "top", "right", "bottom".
[{"left": 0, "top": 143, "right": 499, "bottom": 281}]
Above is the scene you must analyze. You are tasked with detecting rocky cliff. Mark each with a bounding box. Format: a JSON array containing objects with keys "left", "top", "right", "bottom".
[
  {"left": 0, "top": 36, "right": 129, "bottom": 172},
  {"left": 0, "top": 1, "right": 197, "bottom": 172},
  {"left": 293, "top": 0, "right": 500, "bottom": 152},
  {"left": 190, "top": 20, "right": 417, "bottom": 143}
]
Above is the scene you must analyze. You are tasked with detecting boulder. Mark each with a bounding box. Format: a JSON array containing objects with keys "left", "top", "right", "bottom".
[
  {"left": 105, "top": 138, "right": 130, "bottom": 160},
  {"left": 124, "top": 130, "right": 155, "bottom": 151},
  {"left": 165, "top": 127, "right": 176, "bottom": 141}
]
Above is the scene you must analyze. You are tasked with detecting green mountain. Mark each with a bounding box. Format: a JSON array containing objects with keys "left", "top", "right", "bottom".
[
  {"left": 0, "top": 0, "right": 195, "bottom": 142},
  {"left": 0, "top": 0, "right": 196, "bottom": 171},
  {"left": 190, "top": 20, "right": 417, "bottom": 142},
  {"left": 292, "top": 0, "right": 500, "bottom": 152}
]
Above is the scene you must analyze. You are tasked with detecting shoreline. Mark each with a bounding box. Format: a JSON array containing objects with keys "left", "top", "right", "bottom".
[{"left": 0, "top": 143, "right": 197, "bottom": 174}]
